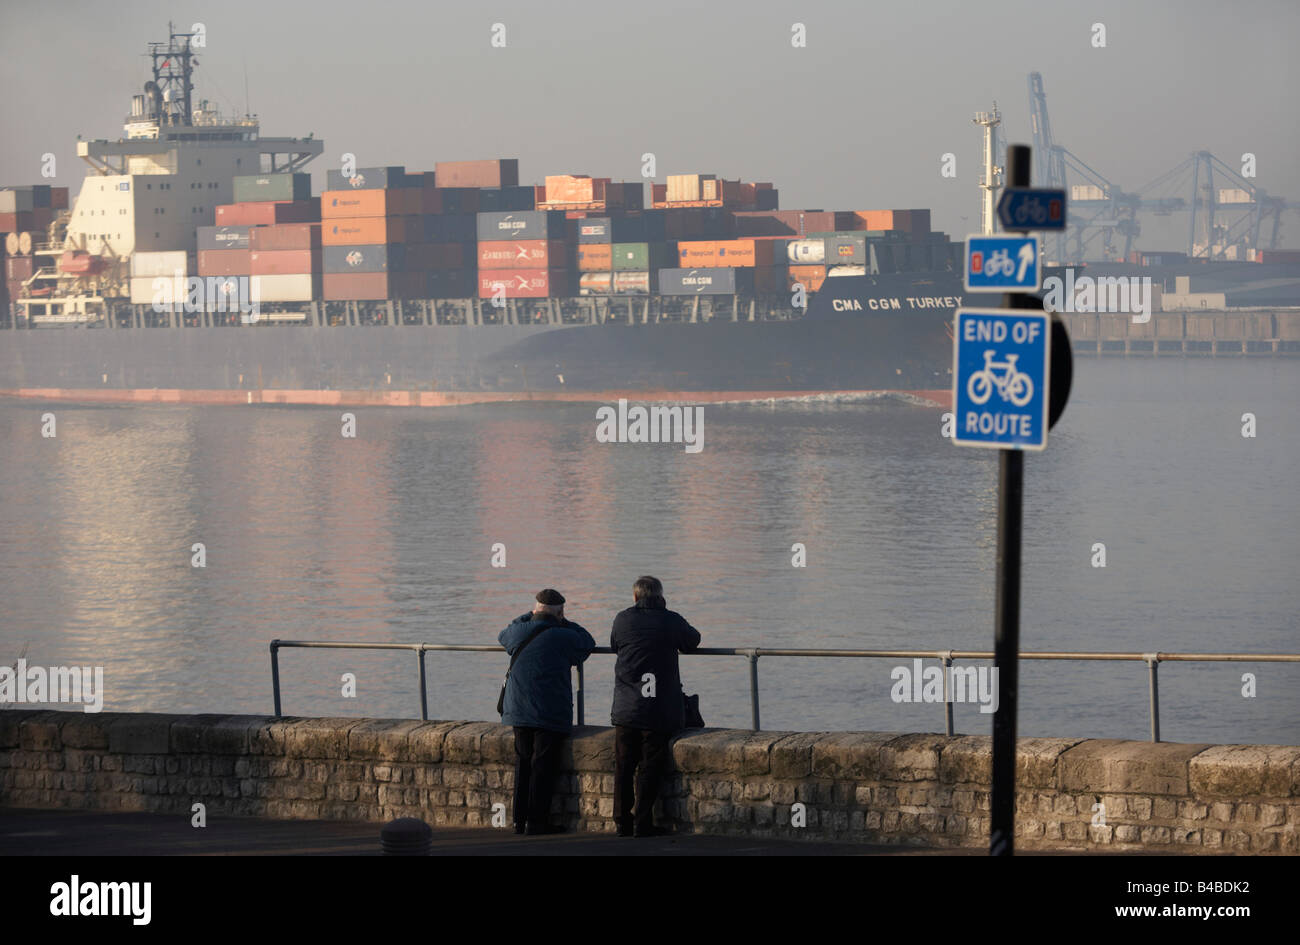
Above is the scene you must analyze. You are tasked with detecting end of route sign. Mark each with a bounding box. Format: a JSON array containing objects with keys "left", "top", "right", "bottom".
[{"left": 952, "top": 308, "right": 1051, "bottom": 451}]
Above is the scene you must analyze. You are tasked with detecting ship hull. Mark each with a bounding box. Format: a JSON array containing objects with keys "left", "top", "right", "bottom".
[{"left": 0, "top": 276, "right": 978, "bottom": 409}]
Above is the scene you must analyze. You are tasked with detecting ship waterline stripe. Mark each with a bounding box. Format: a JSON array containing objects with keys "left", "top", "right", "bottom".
[{"left": 0, "top": 387, "right": 953, "bottom": 409}]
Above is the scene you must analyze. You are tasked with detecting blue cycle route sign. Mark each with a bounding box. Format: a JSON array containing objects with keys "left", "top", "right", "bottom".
[
  {"left": 964, "top": 234, "right": 1040, "bottom": 293},
  {"left": 997, "top": 188, "right": 1067, "bottom": 231},
  {"left": 952, "top": 308, "right": 1051, "bottom": 451}
]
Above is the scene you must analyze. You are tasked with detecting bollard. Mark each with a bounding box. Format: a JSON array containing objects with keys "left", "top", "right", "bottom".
[{"left": 381, "top": 817, "right": 433, "bottom": 856}]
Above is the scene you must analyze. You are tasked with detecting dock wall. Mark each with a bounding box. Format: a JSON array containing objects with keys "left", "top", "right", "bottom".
[{"left": 2, "top": 711, "right": 1296, "bottom": 852}]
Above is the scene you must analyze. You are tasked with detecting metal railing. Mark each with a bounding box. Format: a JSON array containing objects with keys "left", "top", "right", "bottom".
[{"left": 267, "top": 640, "right": 1300, "bottom": 742}]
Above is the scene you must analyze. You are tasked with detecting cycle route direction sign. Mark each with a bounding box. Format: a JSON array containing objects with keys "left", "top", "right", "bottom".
[
  {"left": 952, "top": 308, "right": 1051, "bottom": 451},
  {"left": 964, "top": 234, "right": 1041, "bottom": 293}
]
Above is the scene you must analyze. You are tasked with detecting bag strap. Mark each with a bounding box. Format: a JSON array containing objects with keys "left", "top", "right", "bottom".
[{"left": 503, "top": 621, "right": 553, "bottom": 681}]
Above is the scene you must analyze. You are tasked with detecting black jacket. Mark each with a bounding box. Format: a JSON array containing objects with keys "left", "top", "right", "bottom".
[{"left": 609, "top": 598, "right": 701, "bottom": 732}]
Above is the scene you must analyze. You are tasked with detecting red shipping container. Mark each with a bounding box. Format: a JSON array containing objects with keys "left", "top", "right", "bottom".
[
  {"left": 0, "top": 212, "right": 34, "bottom": 233},
  {"left": 477, "top": 239, "right": 567, "bottom": 269},
  {"left": 322, "top": 272, "right": 390, "bottom": 300},
  {"left": 215, "top": 200, "right": 319, "bottom": 226},
  {"left": 478, "top": 268, "right": 568, "bottom": 299},
  {"left": 197, "top": 249, "right": 252, "bottom": 276},
  {"left": 51, "top": 187, "right": 69, "bottom": 210},
  {"left": 249, "top": 223, "right": 321, "bottom": 251},
  {"left": 5, "top": 256, "right": 36, "bottom": 281},
  {"left": 250, "top": 250, "right": 321, "bottom": 275}
]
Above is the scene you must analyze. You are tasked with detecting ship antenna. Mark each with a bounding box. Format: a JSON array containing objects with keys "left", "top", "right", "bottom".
[{"left": 244, "top": 56, "right": 250, "bottom": 119}]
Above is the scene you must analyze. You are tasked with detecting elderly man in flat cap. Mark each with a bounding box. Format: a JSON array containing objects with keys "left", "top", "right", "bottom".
[{"left": 498, "top": 589, "right": 596, "bottom": 835}]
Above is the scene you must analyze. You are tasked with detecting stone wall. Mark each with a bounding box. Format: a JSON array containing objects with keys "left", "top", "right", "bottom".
[{"left": 1, "top": 710, "right": 1296, "bottom": 852}]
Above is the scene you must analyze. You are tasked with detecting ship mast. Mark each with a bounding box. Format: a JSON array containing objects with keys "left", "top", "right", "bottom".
[
  {"left": 146, "top": 22, "right": 197, "bottom": 127},
  {"left": 974, "top": 105, "right": 1003, "bottom": 235}
]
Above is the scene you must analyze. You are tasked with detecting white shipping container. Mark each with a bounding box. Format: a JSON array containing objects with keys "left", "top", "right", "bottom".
[
  {"left": 1218, "top": 188, "right": 1252, "bottom": 204},
  {"left": 827, "top": 265, "right": 867, "bottom": 277},
  {"left": 1071, "top": 185, "right": 1107, "bottom": 201},
  {"left": 787, "top": 239, "right": 825, "bottom": 264},
  {"left": 129, "top": 276, "right": 187, "bottom": 306},
  {"left": 251, "top": 274, "right": 316, "bottom": 302},
  {"left": 613, "top": 271, "right": 651, "bottom": 294},
  {"left": 0, "top": 189, "right": 34, "bottom": 213},
  {"left": 131, "top": 251, "right": 192, "bottom": 278},
  {"left": 666, "top": 174, "right": 701, "bottom": 203}
]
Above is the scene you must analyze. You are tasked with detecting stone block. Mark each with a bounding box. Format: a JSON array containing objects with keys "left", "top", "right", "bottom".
[
  {"left": 60, "top": 713, "right": 129, "bottom": 750},
  {"left": 567, "top": 727, "right": 617, "bottom": 772},
  {"left": 406, "top": 721, "right": 462, "bottom": 764},
  {"left": 19, "top": 713, "right": 65, "bottom": 752},
  {"left": 107, "top": 714, "right": 176, "bottom": 755},
  {"left": 442, "top": 722, "right": 498, "bottom": 765},
  {"left": 770, "top": 732, "right": 826, "bottom": 779},
  {"left": 878, "top": 733, "right": 947, "bottom": 782},
  {"left": 810, "top": 732, "right": 895, "bottom": 780},
  {"left": 1188, "top": 744, "right": 1300, "bottom": 798},
  {"left": 346, "top": 719, "right": 430, "bottom": 762},
  {"left": 672, "top": 730, "right": 750, "bottom": 774},
  {"left": 282, "top": 718, "right": 362, "bottom": 759},
  {"left": 1059, "top": 740, "right": 1210, "bottom": 795}
]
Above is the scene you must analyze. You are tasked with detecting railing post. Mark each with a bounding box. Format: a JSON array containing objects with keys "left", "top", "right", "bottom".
[
  {"left": 748, "top": 650, "right": 761, "bottom": 731},
  {"left": 270, "top": 641, "right": 282, "bottom": 717},
  {"left": 576, "top": 663, "right": 585, "bottom": 727},
  {"left": 940, "top": 652, "right": 954, "bottom": 736},
  {"left": 1145, "top": 653, "right": 1161, "bottom": 743},
  {"left": 416, "top": 647, "right": 428, "bottom": 722}
]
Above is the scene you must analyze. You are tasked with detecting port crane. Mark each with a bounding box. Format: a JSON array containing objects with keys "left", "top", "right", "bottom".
[{"left": 985, "top": 73, "right": 1298, "bottom": 262}]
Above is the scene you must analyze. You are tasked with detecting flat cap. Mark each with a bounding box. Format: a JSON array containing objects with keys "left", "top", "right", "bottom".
[{"left": 535, "top": 588, "right": 565, "bottom": 606}]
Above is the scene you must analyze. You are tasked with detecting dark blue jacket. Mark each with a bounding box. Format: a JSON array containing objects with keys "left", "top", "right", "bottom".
[
  {"left": 610, "top": 599, "right": 701, "bottom": 732},
  {"left": 499, "top": 612, "right": 596, "bottom": 732}
]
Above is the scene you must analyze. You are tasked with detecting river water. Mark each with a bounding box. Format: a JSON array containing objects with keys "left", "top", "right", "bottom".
[{"left": 0, "top": 358, "right": 1296, "bottom": 744}]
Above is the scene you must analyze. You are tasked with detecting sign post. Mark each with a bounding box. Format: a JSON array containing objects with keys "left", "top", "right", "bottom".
[{"left": 953, "top": 143, "right": 1070, "bottom": 856}]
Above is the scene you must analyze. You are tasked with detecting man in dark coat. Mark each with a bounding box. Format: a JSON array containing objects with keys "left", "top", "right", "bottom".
[
  {"left": 609, "top": 575, "right": 701, "bottom": 837},
  {"left": 499, "top": 589, "right": 596, "bottom": 835}
]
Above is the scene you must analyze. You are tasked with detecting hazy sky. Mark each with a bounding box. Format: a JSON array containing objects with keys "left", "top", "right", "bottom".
[{"left": 2, "top": 0, "right": 1296, "bottom": 250}]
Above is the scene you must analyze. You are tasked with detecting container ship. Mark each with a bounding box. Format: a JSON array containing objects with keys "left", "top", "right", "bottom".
[{"left": 15, "top": 27, "right": 1293, "bottom": 410}]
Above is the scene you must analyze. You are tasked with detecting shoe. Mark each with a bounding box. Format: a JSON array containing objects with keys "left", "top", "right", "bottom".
[
  {"left": 634, "top": 824, "right": 671, "bottom": 838},
  {"left": 525, "top": 823, "right": 564, "bottom": 836}
]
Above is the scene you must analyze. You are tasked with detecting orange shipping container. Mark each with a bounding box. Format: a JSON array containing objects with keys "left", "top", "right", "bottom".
[
  {"left": 852, "top": 210, "right": 895, "bottom": 231},
  {"left": 787, "top": 265, "right": 827, "bottom": 293},
  {"left": 477, "top": 240, "right": 567, "bottom": 269},
  {"left": 544, "top": 175, "right": 608, "bottom": 204},
  {"left": 676, "top": 239, "right": 774, "bottom": 268},
  {"left": 322, "top": 216, "right": 409, "bottom": 246},
  {"left": 321, "top": 189, "right": 400, "bottom": 219},
  {"left": 576, "top": 243, "right": 613, "bottom": 272}
]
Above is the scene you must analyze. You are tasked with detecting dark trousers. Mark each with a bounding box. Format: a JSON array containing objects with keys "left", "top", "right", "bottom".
[
  {"left": 512, "top": 727, "right": 564, "bottom": 828},
  {"left": 614, "top": 726, "right": 671, "bottom": 830}
]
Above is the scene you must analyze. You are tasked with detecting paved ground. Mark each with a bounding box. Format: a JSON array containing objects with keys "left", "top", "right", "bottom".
[{"left": 0, "top": 808, "right": 991, "bottom": 856}]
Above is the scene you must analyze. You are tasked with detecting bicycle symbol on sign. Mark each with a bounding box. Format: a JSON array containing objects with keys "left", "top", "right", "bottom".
[
  {"left": 1013, "top": 197, "right": 1049, "bottom": 226},
  {"left": 967, "top": 350, "right": 1034, "bottom": 407}
]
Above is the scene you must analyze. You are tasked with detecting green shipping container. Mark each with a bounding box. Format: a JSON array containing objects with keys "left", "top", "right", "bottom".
[
  {"left": 233, "top": 173, "right": 313, "bottom": 204},
  {"left": 610, "top": 242, "right": 675, "bottom": 271}
]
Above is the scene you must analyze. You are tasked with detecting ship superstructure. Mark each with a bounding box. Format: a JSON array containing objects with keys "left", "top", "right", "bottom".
[{"left": 27, "top": 24, "right": 321, "bottom": 323}]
